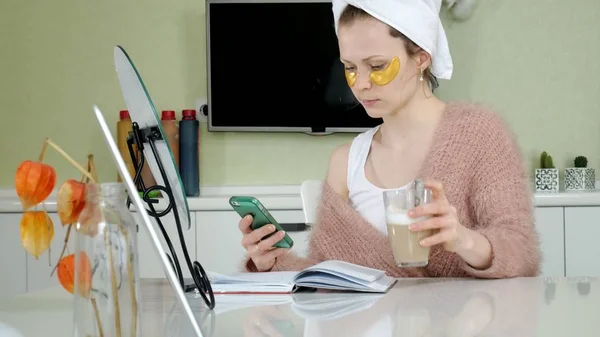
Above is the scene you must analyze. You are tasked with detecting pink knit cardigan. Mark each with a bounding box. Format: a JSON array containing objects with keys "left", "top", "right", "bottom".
[{"left": 244, "top": 102, "right": 541, "bottom": 278}]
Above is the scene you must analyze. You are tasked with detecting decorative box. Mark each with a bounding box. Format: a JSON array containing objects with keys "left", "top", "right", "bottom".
[
  {"left": 535, "top": 168, "right": 559, "bottom": 192},
  {"left": 565, "top": 168, "right": 596, "bottom": 191}
]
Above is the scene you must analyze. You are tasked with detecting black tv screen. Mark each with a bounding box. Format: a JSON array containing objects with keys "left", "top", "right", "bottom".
[{"left": 206, "top": 0, "right": 382, "bottom": 133}]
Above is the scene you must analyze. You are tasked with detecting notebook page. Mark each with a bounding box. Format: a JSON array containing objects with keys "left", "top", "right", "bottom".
[
  {"left": 207, "top": 271, "right": 298, "bottom": 294},
  {"left": 210, "top": 283, "right": 295, "bottom": 294},
  {"left": 295, "top": 274, "right": 395, "bottom": 292},
  {"left": 297, "top": 260, "right": 385, "bottom": 283},
  {"left": 208, "top": 271, "right": 298, "bottom": 285}
]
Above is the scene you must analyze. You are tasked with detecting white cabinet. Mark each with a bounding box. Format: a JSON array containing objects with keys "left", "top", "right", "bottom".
[
  {"left": 565, "top": 207, "right": 600, "bottom": 277},
  {"left": 196, "top": 210, "right": 306, "bottom": 275},
  {"left": 1, "top": 202, "right": 599, "bottom": 296},
  {"left": 194, "top": 206, "right": 570, "bottom": 277},
  {"left": 0, "top": 209, "right": 199, "bottom": 298},
  {"left": 196, "top": 211, "right": 245, "bottom": 275},
  {"left": 535, "top": 207, "right": 565, "bottom": 277},
  {"left": 0, "top": 214, "right": 27, "bottom": 298},
  {"left": 0, "top": 212, "right": 75, "bottom": 297},
  {"left": 135, "top": 211, "right": 197, "bottom": 280}
]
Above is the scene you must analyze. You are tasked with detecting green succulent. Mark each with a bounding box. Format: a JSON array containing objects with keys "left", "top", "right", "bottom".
[
  {"left": 540, "top": 151, "right": 555, "bottom": 169},
  {"left": 545, "top": 155, "right": 555, "bottom": 169},
  {"left": 540, "top": 151, "right": 547, "bottom": 168},
  {"left": 574, "top": 156, "right": 588, "bottom": 168}
]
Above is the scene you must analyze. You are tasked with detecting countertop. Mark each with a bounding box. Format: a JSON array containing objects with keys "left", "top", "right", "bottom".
[
  {"left": 0, "top": 182, "right": 599, "bottom": 213},
  {"left": 0, "top": 277, "right": 599, "bottom": 336}
]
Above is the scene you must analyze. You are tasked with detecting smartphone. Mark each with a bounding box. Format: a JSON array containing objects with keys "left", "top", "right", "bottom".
[{"left": 229, "top": 196, "right": 294, "bottom": 249}]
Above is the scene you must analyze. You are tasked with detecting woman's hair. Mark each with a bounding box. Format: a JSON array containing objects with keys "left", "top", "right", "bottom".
[{"left": 338, "top": 5, "right": 439, "bottom": 91}]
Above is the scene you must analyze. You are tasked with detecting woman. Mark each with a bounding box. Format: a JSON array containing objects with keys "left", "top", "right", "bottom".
[{"left": 237, "top": 0, "right": 541, "bottom": 278}]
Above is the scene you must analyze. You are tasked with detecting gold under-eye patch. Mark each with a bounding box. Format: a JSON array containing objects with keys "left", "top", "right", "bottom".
[
  {"left": 344, "top": 69, "right": 357, "bottom": 87},
  {"left": 369, "top": 56, "right": 400, "bottom": 86},
  {"left": 344, "top": 56, "right": 401, "bottom": 87}
]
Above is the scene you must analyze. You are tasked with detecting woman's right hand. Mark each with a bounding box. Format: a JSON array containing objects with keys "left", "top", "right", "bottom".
[{"left": 239, "top": 215, "right": 289, "bottom": 272}]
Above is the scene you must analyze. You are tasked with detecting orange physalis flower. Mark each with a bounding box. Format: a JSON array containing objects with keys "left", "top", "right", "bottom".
[
  {"left": 15, "top": 160, "right": 56, "bottom": 210},
  {"left": 57, "top": 179, "right": 86, "bottom": 225},
  {"left": 57, "top": 252, "right": 93, "bottom": 297},
  {"left": 20, "top": 210, "right": 54, "bottom": 258}
]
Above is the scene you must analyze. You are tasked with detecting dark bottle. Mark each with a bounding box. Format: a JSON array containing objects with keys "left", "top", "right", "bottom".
[{"left": 179, "top": 109, "right": 200, "bottom": 196}]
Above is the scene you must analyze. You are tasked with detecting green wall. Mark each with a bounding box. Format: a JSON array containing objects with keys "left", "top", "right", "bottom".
[{"left": 1, "top": 0, "right": 599, "bottom": 188}]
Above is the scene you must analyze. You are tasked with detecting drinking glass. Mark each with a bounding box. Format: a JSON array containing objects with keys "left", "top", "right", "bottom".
[{"left": 383, "top": 181, "right": 433, "bottom": 267}]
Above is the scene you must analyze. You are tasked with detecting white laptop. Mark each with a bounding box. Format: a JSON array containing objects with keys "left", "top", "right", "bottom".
[{"left": 93, "top": 104, "right": 205, "bottom": 337}]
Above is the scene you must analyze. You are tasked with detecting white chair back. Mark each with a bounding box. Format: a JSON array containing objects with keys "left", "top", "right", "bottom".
[{"left": 300, "top": 179, "right": 323, "bottom": 226}]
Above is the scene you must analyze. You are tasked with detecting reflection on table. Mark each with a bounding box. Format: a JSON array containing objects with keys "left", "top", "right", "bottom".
[{"left": 2, "top": 277, "right": 600, "bottom": 336}]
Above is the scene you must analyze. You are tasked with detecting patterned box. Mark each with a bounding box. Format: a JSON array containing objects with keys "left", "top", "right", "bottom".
[
  {"left": 535, "top": 168, "right": 559, "bottom": 192},
  {"left": 565, "top": 168, "right": 596, "bottom": 191}
]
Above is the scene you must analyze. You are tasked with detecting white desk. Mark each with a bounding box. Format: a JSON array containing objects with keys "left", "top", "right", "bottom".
[{"left": 0, "top": 277, "right": 599, "bottom": 336}]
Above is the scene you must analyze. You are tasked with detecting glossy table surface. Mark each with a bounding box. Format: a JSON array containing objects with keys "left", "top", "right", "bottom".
[{"left": 0, "top": 276, "right": 599, "bottom": 336}]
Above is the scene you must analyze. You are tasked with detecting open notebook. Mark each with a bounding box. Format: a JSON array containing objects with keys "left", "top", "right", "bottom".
[{"left": 206, "top": 260, "right": 397, "bottom": 294}]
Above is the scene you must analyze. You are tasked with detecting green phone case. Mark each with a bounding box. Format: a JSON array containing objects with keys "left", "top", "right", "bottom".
[{"left": 229, "top": 196, "right": 294, "bottom": 249}]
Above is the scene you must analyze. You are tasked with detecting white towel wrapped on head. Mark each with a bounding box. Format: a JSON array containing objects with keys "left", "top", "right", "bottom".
[{"left": 332, "top": 0, "right": 453, "bottom": 80}]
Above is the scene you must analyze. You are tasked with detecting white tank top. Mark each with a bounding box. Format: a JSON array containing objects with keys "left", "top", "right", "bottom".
[{"left": 347, "top": 125, "right": 410, "bottom": 235}]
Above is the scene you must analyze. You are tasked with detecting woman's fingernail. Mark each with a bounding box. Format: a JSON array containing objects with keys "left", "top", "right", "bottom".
[
  {"left": 420, "top": 239, "right": 427, "bottom": 246},
  {"left": 269, "top": 225, "right": 275, "bottom": 231},
  {"left": 279, "top": 231, "right": 286, "bottom": 236},
  {"left": 409, "top": 224, "right": 417, "bottom": 231}
]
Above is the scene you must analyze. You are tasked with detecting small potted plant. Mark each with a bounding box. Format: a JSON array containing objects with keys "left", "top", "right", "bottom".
[
  {"left": 565, "top": 155, "right": 596, "bottom": 191},
  {"left": 535, "top": 151, "right": 559, "bottom": 192}
]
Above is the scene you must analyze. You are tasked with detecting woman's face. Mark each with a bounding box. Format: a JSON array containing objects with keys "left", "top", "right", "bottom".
[{"left": 338, "top": 17, "right": 422, "bottom": 118}]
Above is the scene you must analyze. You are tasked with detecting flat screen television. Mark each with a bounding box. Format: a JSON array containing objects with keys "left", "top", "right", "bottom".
[{"left": 205, "top": 0, "right": 382, "bottom": 134}]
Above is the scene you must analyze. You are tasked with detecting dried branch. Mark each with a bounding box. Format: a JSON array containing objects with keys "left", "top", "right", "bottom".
[
  {"left": 50, "top": 154, "right": 95, "bottom": 276},
  {"left": 91, "top": 297, "right": 105, "bottom": 337},
  {"left": 44, "top": 138, "right": 95, "bottom": 183},
  {"left": 49, "top": 224, "right": 72, "bottom": 276},
  {"left": 39, "top": 139, "right": 49, "bottom": 162},
  {"left": 88, "top": 154, "right": 99, "bottom": 183}
]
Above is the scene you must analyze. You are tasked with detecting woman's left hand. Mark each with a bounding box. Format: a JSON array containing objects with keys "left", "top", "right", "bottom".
[{"left": 408, "top": 179, "right": 471, "bottom": 253}]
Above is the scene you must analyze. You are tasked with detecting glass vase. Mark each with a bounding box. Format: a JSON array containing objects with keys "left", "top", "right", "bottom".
[{"left": 72, "top": 182, "right": 141, "bottom": 337}]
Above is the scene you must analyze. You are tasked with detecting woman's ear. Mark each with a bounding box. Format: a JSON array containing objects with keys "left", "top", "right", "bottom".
[{"left": 417, "top": 50, "right": 432, "bottom": 71}]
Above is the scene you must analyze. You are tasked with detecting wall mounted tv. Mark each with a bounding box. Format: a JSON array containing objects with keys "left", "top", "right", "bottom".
[{"left": 205, "top": 0, "right": 382, "bottom": 134}]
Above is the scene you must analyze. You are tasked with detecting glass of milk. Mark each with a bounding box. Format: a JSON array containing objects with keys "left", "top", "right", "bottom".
[{"left": 382, "top": 182, "right": 433, "bottom": 267}]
